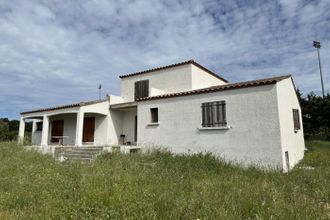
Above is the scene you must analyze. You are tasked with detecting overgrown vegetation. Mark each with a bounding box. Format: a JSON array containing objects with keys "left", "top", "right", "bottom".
[
  {"left": 0, "top": 141, "right": 329, "bottom": 219},
  {"left": 297, "top": 91, "right": 330, "bottom": 140},
  {"left": 0, "top": 118, "right": 31, "bottom": 142}
]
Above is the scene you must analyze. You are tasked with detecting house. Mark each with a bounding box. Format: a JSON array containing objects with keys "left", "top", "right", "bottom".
[{"left": 19, "top": 60, "right": 305, "bottom": 171}]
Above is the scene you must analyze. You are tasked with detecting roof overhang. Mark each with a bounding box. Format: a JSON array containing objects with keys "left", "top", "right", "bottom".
[
  {"left": 119, "top": 59, "right": 228, "bottom": 82},
  {"left": 110, "top": 102, "right": 137, "bottom": 110},
  {"left": 137, "top": 75, "right": 292, "bottom": 101},
  {"left": 21, "top": 99, "right": 108, "bottom": 115}
]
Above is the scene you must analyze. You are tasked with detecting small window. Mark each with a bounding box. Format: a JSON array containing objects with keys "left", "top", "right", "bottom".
[
  {"left": 150, "top": 108, "right": 158, "bottom": 123},
  {"left": 135, "top": 80, "right": 149, "bottom": 101},
  {"left": 201, "top": 101, "right": 226, "bottom": 127},
  {"left": 292, "top": 109, "right": 300, "bottom": 131},
  {"left": 36, "top": 122, "right": 43, "bottom": 131}
]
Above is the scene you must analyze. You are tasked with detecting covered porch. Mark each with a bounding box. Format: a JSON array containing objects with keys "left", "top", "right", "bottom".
[
  {"left": 110, "top": 101, "right": 138, "bottom": 146},
  {"left": 19, "top": 100, "right": 109, "bottom": 147}
]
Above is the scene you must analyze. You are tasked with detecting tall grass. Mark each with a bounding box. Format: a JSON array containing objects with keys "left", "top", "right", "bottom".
[{"left": 0, "top": 141, "right": 329, "bottom": 219}]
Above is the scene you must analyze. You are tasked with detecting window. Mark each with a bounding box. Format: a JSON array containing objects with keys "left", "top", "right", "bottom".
[
  {"left": 36, "top": 122, "right": 43, "bottom": 131},
  {"left": 201, "top": 101, "right": 226, "bottom": 127},
  {"left": 293, "top": 109, "right": 300, "bottom": 131},
  {"left": 150, "top": 108, "right": 158, "bottom": 123},
  {"left": 135, "top": 80, "right": 149, "bottom": 101}
]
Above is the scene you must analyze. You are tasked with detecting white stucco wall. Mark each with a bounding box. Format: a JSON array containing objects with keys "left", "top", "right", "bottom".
[
  {"left": 31, "top": 119, "right": 42, "bottom": 145},
  {"left": 191, "top": 65, "right": 227, "bottom": 89},
  {"left": 82, "top": 101, "right": 109, "bottom": 115},
  {"left": 83, "top": 113, "right": 108, "bottom": 146},
  {"left": 107, "top": 110, "right": 124, "bottom": 145},
  {"left": 122, "top": 109, "right": 137, "bottom": 144},
  {"left": 32, "top": 131, "right": 42, "bottom": 145},
  {"left": 121, "top": 65, "right": 192, "bottom": 102},
  {"left": 276, "top": 78, "right": 305, "bottom": 172},
  {"left": 120, "top": 64, "right": 228, "bottom": 103},
  {"left": 23, "top": 100, "right": 110, "bottom": 146},
  {"left": 109, "top": 95, "right": 124, "bottom": 104},
  {"left": 137, "top": 84, "right": 283, "bottom": 169},
  {"left": 49, "top": 114, "right": 77, "bottom": 145}
]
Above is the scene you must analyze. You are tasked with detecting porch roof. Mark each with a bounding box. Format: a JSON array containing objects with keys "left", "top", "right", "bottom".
[
  {"left": 110, "top": 101, "right": 137, "bottom": 110},
  {"left": 21, "top": 99, "right": 108, "bottom": 115}
]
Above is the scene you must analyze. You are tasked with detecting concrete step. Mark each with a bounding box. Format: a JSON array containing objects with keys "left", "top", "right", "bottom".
[
  {"left": 69, "top": 147, "right": 103, "bottom": 152},
  {"left": 67, "top": 157, "right": 93, "bottom": 162},
  {"left": 64, "top": 153, "right": 95, "bottom": 158},
  {"left": 60, "top": 147, "right": 104, "bottom": 162},
  {"left": 67, "top": 150, "right": 101, "bottom": 155}
]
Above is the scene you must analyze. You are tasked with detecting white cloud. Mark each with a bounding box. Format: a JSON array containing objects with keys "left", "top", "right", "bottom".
[{"left": 0, "top": 0, "right": 329, "bottom": 118}]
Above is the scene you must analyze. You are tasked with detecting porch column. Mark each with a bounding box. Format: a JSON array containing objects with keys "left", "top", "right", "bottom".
[
  {"left": 18, "top": 117, "right": 25, "bottom": 144},
  {"left": 32, "top": 120, "right": 37, "bottom": 133},
  {"left": 75, "top": 110, "right": 84, "bottom": 146},
  {"left": 41, "top": 115, "right": 49, "bottom": 146}
]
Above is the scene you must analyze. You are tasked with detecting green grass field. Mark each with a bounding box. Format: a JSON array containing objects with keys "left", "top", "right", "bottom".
[{"left": 0, "top": 141, "right": 329, "bottom": 219}]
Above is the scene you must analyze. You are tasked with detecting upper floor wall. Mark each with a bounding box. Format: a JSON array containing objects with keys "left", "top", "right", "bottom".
[
  {"left": 191, "top": 64, "right": 227, "bottom": 90},
  {"left": 120, "top": 62, "right": 227, "bottom": 103}
]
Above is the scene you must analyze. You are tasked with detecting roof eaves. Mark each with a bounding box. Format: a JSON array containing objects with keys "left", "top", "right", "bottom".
[
  {"left": 119, "top": 59, "right": 228, "bottom": 82},
  {"left": 119, "top": 60, "right": 194, "bottom": 78},
  {"left": 21, "top": 99, "right": 108, "bottom": 115},
  {"left": 137, "top": 75, "right": 291, "bottom": 101}
]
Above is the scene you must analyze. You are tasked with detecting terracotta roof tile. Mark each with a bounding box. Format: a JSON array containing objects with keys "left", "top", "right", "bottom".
[
  {"left": 137, "top": 75, "right": 291, "bottom": 101},
  {"left": 21, "top": 99, "right": 108, "bottom": 115},
  {"left": 119, "top": 59, "right": 228, "bottom": 82}
]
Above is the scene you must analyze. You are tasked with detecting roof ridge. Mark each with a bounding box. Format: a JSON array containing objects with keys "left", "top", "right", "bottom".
[
  {"left": 137, "top": 74, "right": 292, "bottom": 101},
  {"left": 119, "top": 59, "right": 228, "bottom": 82}
]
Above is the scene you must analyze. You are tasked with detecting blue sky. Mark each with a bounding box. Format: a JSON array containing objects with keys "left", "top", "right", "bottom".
[{"left": 0, "top": 0, "right": 329, "bottom": 119}]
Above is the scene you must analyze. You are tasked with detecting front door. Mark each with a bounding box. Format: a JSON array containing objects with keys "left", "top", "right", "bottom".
[
  {"left": 83, "top": 117, "right": 95, "bottom": 143},
  {"left": 51, "top": 120, "right": 64, "bottom": 143}
]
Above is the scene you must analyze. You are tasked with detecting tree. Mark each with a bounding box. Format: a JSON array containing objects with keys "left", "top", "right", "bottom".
[{"left": 297, "top": 90, "right": 330, "bottom": 140}]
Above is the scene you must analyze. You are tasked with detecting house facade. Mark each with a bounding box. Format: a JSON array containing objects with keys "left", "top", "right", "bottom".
[{"left": 19, "top": 60, "right": 305, "bottom": 171}]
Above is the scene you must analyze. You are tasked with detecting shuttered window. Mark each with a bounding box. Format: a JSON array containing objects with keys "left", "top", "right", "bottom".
[
  {"left": 201, "top": 101, "right": 226, "bottom": 127},
  {"left": 293, "top": 109, "right": 300, "bottom": 130},
  {"left": 135, "top": 80, "right": 149, "bottom": 101}
]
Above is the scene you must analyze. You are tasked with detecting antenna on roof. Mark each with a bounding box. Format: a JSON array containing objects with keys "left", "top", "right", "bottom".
[{"left": 98, "top": 84, "right": 102, "bottom": 100}]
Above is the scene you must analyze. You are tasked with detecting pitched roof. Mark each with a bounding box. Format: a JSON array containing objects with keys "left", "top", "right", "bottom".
[
  {"left": 119, "top": 59, "right": 228, "bottom": 82},
  {"left": 21, "top": 99, "right": 108, "bottom": 115},
  {"left": 137, "top": 75, "right": 291, "bottom": 101}
]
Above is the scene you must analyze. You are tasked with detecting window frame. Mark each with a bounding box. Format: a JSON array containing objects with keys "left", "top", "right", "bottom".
[
  {"left": 201, "top": 100, "right": 227, "bottom": 128},
  {"left": 134, "top": 80, "right": 149, "bottom": 101},
  {"left": 150, "top": 108, "right": 158, "bottom": 123},
  {"left": 292, "top": 109, "right": 300, "bottom": 131}
]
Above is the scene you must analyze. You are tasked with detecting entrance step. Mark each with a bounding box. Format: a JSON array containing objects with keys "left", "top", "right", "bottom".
[{"left": 59, "top": 146, "right": 104, "bottom": 162}]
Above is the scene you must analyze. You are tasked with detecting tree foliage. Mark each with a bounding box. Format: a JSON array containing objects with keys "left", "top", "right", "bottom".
[
  {"left": 0, "top": 118, "right": 31, "bottom": 141},
  {"left": 297, "top": 90, "right": 330, "bottom": 140}
]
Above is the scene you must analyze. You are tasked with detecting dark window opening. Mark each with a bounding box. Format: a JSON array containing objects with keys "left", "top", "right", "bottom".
[
  {"left": 135, "top": 80, "right": 149, "bottom": 101},
  {"left": 201, "top": 101, "right": 226, "bottom": 127},
  {"left": 150, "top": 108, "right": 158, "bottom": 123},
  {"left": 36, "top": 122, "right": 43, "bottom": 131},
  {"left": 292, "top": 109, "right": 300, "bottom": 131}
]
